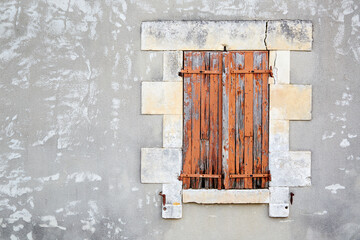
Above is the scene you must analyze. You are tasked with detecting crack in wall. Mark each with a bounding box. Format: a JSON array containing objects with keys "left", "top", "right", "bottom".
[{"left": 264, "top": 21, "right": 269, "bottom": 50}]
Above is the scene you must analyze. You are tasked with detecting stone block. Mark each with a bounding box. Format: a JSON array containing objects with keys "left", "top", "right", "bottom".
[
  {"left": 269, "top": 187, "right": 289, "bottom": 204},
  {"left": 163, "top": 51, "right": 183, "bottom": 82},
  {"left": 162, "top": 182, "right": 182, "bottom": 204},
  {"left": 163, "top": 115, "right": 183, "bottom": 148},
  {"left": 183, "top": 189, "right": 269, "bottom": 204},
  {"left": 269, "top": 120, "right": 289, "bottom": 152},
  {"left": 267, "top": 20, "right": 313, "bottom": 51},
  {"left": 270, "top": 84, "right": 312, "bottom": 120},
  {"left": 269, "top": 203, "right": 289, "bottom": 218},
  {"left": 141, "top": 148, "right": 182, "bottom": 183},
  {"left": 141, "top": 21, "right": 266, "bottom": 50},
  {"left": 269, "top": 151, "right": 311, "bottom": 187},
  {"left": 269, "top": 51, "right": 290, "bottom": 84},
  {"left": 162, "top": 204, "right": 182, "bottom": 219},
  {"left": 141, "top": 82, "right": 182, "bottom": 115}
]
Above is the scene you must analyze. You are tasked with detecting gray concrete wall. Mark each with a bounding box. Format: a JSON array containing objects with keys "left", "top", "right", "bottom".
[{"left": 0, "top": 0, "right": 359, "bottom": 239}]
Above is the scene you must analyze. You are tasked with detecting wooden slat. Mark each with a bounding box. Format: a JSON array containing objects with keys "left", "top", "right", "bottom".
[
  {"left": 244, "top": 52, "right": 254, "bottom": 189},
  {"left": 253, "top": 52, "right": 263, "bottom": 188},
  {"left": 200, "top": 53, "right": 210, "bottom": 188},
  {"left": 233, "top": 52, "right": 245, "bottom": 189},
  {"left": 191, "top": 52, "right": 201, "bottom": 189},
  {"left": 217, "top": 53, "right": 223, "bottom": 190},
  {"left": 183, "top": 51, "right": 192, "bottom": 189},
  {"left": 209, "top": 52, "right": 220, "bottom": 189},
  {"left": 261, "top": 52, "right": 269, "bottom": 188},
  {"left": 228, "top": 53, "right": 236, "bottom": 189}
]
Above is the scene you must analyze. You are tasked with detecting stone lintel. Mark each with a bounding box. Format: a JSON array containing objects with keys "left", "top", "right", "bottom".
[{"left": 141, "top": 20, "right": 312, "bottom": 51}]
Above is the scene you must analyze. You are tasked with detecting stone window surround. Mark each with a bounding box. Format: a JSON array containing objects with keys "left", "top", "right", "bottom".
[{"left": 140, "top": 20, "right": 313, "bottom": 219}]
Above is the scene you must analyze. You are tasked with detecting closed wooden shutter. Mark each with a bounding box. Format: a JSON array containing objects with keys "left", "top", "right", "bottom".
[{"left": 181, "top": 51, "right": 270, "bottom": 190}]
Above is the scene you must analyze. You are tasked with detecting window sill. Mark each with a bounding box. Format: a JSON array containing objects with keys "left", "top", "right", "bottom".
[{"left": 182, "top": 189, "right": 269, "bottom": 204}]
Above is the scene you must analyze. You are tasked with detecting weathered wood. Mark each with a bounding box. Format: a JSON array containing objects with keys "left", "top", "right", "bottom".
[
  {"left": 217, "top": 53, "right": 223, "bottom": 190},
  {"left": 183, "top": 52, "right": 192, "bottom": 189},
  {"left": 261, "top": 52, "right": 269, "bottom": 188},
  {"left": 233, "top": 52, "right": 245, "bottom": 189},
  {"left": 253, "top": 52, "right": 263, "bottom": 188},
  {"left": 222, "top": 52, "right": 230, "bottom": 189},
  {"left": 201, "top": 53, "right": 210, "bottom": 188},
  {"left": 209, "top": 52, "right": 221, "bottom": 189},
  {"left": 191, "top": 52, "right": 201, "bottom": 189},
  {"left": 244, "top": 52, "right": 254, "bottom": 189},
  {"left": 182, "top": 50, "right": 269, "bottom": 190}
]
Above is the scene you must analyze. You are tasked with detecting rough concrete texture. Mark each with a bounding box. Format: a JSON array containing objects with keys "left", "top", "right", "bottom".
[
  {"left": 269, "top": 120, "right": 290, "bottom": 152},
  {"left": 141, "top": 148, "right": 181, "bottom": 183},
  {"left": 1, "top": 0, "right": 360, "bottom": 239},
  {"left": 270, "top": 84, "right": 312, "bottom": 120},
  {"left": 183, "top": 189, "right": 269, "bottom": 204},
  {"left": 141, "top": 82, "right": 182, "bottom": 115}
]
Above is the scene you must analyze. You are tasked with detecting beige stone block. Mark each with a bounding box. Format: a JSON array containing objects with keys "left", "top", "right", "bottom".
[
  {"left": 269, "top": 151, "right": 311, "bottom": 187},
  {"left": 183, "top": 189, "right": 269, "bottom": 204},
  {"left": 269, "top": 51, "right": 290, "bottom": 84},
  {"left": 141, "top": 148, "right": 182, "bottom": 183},
  {"left": 163, "top": 51, "right": 183, "bottom": 82},
  {"left": 141, "top": 82, "right": 182, "bottom": 115},
  {"left": 141, "top": 21, "right": 266, "bottom": 50},
  {"left": 267, "top": 20, "right": 313, "bottom": 51},
  {"left": 270, "top": 84, "right": 312, "bottom": 120},
  {"left": 269, "top": 120, "right": 289, "bottom": 152},
  {"left": 163, "top": 115, "right": 183, "bottom": 148}
]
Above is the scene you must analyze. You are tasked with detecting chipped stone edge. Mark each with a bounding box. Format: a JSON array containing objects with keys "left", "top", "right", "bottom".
[{"left": 140, "top": 20, "right": 313, "bottom": 219}]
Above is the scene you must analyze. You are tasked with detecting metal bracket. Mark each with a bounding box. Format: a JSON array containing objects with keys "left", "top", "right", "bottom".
[{"left": 159, "top": 191, "right": 166, "bottom": 210}]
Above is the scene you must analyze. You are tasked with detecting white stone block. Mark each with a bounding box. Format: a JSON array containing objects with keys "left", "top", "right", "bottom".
[
  {"left": 141, "top": 82, "right": 182, "bottom": 115},
  {"left": 269, "top": 203, "right": 289, "bottom": 218},
  {"left": 163, "top": 51, "right": 183, "bottom": 82},
  {"left": 269, "top": 187, "right": 289, "bottom": 204},
  {"left": 141, "top": 21, "right": 266, "bottom": 50},
  {"left": 162, "top": 182, "right": 182, "bottom": 204},
  {"left": 270, "top": 84, "right": 312, "bottom": 120},
  {"left": 269, "top": 151, "right": 311, "bottom": 187},
  {"left": 162, "top": 204, "right": 182, "bottom": 219},
  {"left": 267, "top": 20, "right": 313, "bottom": 51},
  {"left": 269, "top": 51, "right": 290, "bottom": 84},
  {"left": 183, "top": 189, "right": 269, "bottom": 204},
  {"left": 163, "top": 115, "right": 183, "bottom": 148},
  {"left": 269, "top": 120, "right": 289, "bottom": 152},
  {"left": 141, "top": 148, "right": 182, "bottom": 183}
]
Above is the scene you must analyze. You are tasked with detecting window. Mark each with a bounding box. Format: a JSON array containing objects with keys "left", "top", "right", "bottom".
[{"left": 180, "top": 51, "right": 271, "bottom": 190}]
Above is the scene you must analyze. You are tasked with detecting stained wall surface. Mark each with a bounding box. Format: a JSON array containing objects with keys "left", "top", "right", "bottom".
[{"left": 0, "top": 0, "right": 359, "bottom": 239}]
